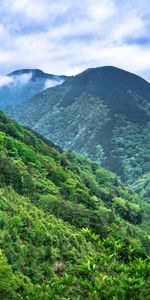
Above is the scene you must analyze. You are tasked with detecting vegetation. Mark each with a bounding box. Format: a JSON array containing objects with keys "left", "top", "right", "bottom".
[
  {"left": 0, "top": 111, "right": 149, "bottom": 299},
  {"left": 132, "top": 172, "right": 150, "bottom": 199},
  {"left": 6, "top": 66, "right": 150, "bottom": 190},
  {"left": 112, "top": 116, "right": 150, "bottom": 186}
]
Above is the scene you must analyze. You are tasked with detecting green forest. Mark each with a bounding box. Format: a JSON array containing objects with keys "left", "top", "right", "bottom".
[
  {"left": 0, "top": 111, "right": 150, "bottom": 299},
  {"left": 7, "top": 66, "right": 150, "bottom": 194}
]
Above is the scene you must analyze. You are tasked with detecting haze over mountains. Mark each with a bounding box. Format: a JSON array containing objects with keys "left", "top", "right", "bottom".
[
  {"left": 0, "top": 69, "right": 68, "bottom": 108},
  {"left": 6, "top": 66, "right": 150, "bottom": 189}
]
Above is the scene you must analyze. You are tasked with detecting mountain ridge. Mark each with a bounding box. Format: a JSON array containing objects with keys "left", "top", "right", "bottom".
[
  {"left": 6, "top": 66, "right": 150, "bottom": 187},
  {"left": 8, "top": 68, "right": 68, "bottom": 80}
]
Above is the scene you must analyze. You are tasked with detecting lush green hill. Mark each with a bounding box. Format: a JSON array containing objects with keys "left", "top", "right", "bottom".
[
  {"left": 0, "top": 111, "right": 149, "bottom": 299},
  {"left": 6, "top": 66, "right": 150, "bottom": 188},
  {"left": 0, "top": 69, "right": 68, "bottom": 108}
]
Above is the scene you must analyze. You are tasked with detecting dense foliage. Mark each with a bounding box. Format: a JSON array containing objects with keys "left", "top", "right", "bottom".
[
  {"left": 6, "top": 66, "right": 150, "bottom": 190},
  {"left": 132, "top": 172, "right": 150, "bottom": 199},
  {"left": 0, "top": 111, "right": 149, "bottom": 299}
]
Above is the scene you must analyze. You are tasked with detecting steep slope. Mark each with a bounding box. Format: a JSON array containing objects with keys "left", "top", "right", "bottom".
[
  {"left": 132, "top": 172, "right": 150, "bottom": 199},
  {"left": 7, "top": 66, "right": 150, "bottom": 186},
  {"left": 0, "top": 69, "right": 68, "bottom": 108},
  {"left": 0, "top": 111, "right": 149, "bottom": 299}
]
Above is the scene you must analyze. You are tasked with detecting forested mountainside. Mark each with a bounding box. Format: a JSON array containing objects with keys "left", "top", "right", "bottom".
[
  {"left": 0, "top": 69, "right": 68, "bottom": 108},
  {"left": 0, "top": 111, "right": 149, "bottom": 299},
  {"left": 132, "top": 172, "right": 150, "bottom": 200},
  {"left": 7, "top": 66, "right": 150, "bottom": 188}
]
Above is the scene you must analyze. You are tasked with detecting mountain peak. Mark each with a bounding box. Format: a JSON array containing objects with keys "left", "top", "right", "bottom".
[
  {"left": 8, "top": 68, "right": 53, "bottom": 79},
  {"left": 7, "top": 66, "right": 150, "bottom": 185},
  {"left": 76, "top": 65, "right": 149, "bottom": 84},
  {"left": 0, "top": 68, "right": 69, "bottom": 108},
  {"left": 8, "top": 68, "right": 68, "bottom": 80}
]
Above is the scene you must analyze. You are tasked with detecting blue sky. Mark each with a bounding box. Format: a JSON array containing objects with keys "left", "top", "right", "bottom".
[{"left": 0, "top": 0, "right": 150, "bottom": 80}]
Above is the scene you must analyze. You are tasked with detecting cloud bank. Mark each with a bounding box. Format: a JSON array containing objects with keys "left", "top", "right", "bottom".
[
  {"left": 0, "top": 0, "right": 150, "bottom": 80},
  {"left": 0, "top": 76, "right": 13, "bottom": 87},
  {"left": 0, "top": 73, "right": 32, "bottom": 87},
  {"left": 0, "top": 72, "right": 65, "bottom": 89}
]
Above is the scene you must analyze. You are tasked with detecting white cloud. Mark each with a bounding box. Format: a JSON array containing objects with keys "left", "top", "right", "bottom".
[
  {"left": 0, "top": 0, "right": 150, "bottom": 80},
  {"left": 44, "top": 78, "right": 65, "bottom": 89},
  {"left": 9, "top": 0, "right": 52, "bottom": 22},
  {"left": 0, "top": 72, "right": 64, "bottom": 89},
  {"left": 0, "top": 73, "right": 32, "bottom": 87},
  {"left": 0, "top": 75, "right": 13, "bottom": 87},
  {"left": 14, "top": 73, "right": 33, "bottom": 85}
]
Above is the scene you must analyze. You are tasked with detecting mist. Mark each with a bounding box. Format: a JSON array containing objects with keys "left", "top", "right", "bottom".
[{"left": 0, "top": 73, "right": 33, "bottom": 88}]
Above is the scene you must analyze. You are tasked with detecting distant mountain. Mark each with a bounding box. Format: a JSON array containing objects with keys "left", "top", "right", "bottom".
[
  {"left": 0, "top": 68, "right": 69, "bottom": 107},
  {"left": 6, "top": 66, "right": 150, "bottom": 186}
]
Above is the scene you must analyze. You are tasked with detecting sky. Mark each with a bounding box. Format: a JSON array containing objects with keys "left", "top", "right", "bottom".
[{"left": 0, "top": 0, "right": 150, "bottom": 81}]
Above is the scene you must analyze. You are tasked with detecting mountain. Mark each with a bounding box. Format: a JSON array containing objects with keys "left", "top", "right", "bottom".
[
  {"left": 0, "top": 111, "right": 149, "bottom": 299},
  {"left": 7, "top": 66, "right": 150, "bottom": 187},
  {"left": 0, "top": 68, "right": 69, "bottom": 108}
]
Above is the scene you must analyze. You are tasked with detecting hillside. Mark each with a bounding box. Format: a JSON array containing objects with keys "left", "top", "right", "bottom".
[
  {"left": 0, "top": 111, "right": 149, "bottom": 299},
  {"left": 132, "top": 172, "right": 150, "bottom": 200},
  {"left": 6, "top": 66, "right": 150, "bottom": 187},
  {"left": 0, "top": 69, "right": 68, "bottom": 108}
]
